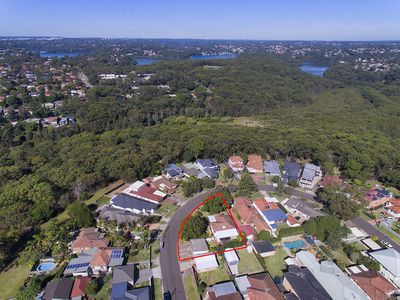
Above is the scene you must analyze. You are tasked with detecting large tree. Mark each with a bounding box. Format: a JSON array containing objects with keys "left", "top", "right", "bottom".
[
  {"left": 181, "top": 214, "right": 208, "bottom": 240},
  {"left": 238, "top": 171, "right": 257, "bottom": 195}
]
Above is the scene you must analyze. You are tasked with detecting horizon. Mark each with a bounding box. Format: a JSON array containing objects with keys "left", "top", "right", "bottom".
[{"left": 1, "top": 0, "right": 400, "bottom": 40}]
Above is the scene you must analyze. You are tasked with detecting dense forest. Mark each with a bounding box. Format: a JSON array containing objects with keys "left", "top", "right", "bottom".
[{"left": 1, "top": 52, "right": 400, "bottom": 267}]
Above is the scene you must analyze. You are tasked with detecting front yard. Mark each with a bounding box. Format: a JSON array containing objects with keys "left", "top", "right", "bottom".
[
  {"left": 183, "top": 271, "right": 200, "bottom": 300},
  {"left": 264, "top": 247, "right": 288, "bottom": 278},
  {"left": 199, "top": 256, "right": 230, "bottom": 285},
  {"left": 237, "top": 249, "right": 263, "bottom": 274},
  {"left": 154, "top": 278, "right": 163, "bottom": 300}
]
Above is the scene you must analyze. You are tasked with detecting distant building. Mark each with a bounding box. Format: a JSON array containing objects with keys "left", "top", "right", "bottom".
[
  {"left": 298, "top": 163, "right": 322, "bottom": 189},
  {"left": 246, "top": 154, "right": 264, "bottom": 173},
  {"left": 228, "top": 156, "right": 244, "bottom": 172},
  {"left": 365, "top": 187, "right": 392, "bottom": 209},
  {"left": 264, "top": 160, "right": 281, "bottom": 177},
  {"left": 165, "top": 164, "right": 184, "bottom": 179},
  {"left": 385, "top": 198, "right": 400, "bottom": 218},
  {"left": 282, "top": 160, "right": 301, "bottom": 183}
]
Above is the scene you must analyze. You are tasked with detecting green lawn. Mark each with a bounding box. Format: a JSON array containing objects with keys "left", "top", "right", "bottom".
[
  {"left": 378, "top": 225, "right": 400, "bottom": 244},
  {"left": 157, "top": 202, "right": 178, "bottom": 218},
  {"left": 0, "top": 263, "right": 31, "bottom": 299},
  {"left": 199, "top": 256, "right": 230, "bottom": 285},
  {"left": 264, "top": 247, "right": 287, "bottom": 278},
  {"left": 128, "top": 247, "right": 150, "bottom": 262},
  {"left": 154, "top": 278, "right": 163, "bottom": 300},
  {"left": 237, "top": 249, "right": 263, "bottom": 274},
  {"left": 331, "top": 247, "right": 351, "bottom": 267},
  {"left": 95, "top": 275, "right": 112, "bottom": 300},
  {"left": 96, "top": 195, "right": 110, "bottom": 207},
  {"left": 184, "top": 272, "right": 200, "bottom": 300}
]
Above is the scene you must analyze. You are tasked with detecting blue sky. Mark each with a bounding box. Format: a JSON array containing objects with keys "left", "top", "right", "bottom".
[{"left": 1, "top": 0, "right": 399, "bottom": 40}]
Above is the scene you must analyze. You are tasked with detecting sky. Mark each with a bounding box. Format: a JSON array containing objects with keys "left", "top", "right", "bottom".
[{"left": 1, "top": 0, "right": 399, "bottom": 41}]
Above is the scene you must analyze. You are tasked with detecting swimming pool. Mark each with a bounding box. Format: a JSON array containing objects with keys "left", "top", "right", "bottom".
[
  {"left": 37, "top": 262, "right": 56, "bottom": 272},
  {"left": 283, "top": 240, "right": 307, "bottom": 249}
]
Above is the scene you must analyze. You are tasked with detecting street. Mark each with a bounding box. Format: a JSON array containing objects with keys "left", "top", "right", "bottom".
[
  {"left": 257, "top": 183, "right": 320, "bottom": 202},
  {"left": 159, "top": 190, "right": 215, "bottom": 300}
]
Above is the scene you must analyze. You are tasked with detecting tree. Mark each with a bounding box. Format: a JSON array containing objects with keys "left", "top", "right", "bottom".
[
  {"left": 181, "top": 214, "right": 208, "bottom": 240},
  {"left": 255, "top": 230, "right": 272, "bottom": 241},
  {"left": 223, "top": 168, "right": 233, "bottom": 179},
  {"left": 238, "top": 171, "right": 257, "bottom": 195},
  {"left": 288, "top": 179, "right": 298, "bottom": 188},
  {"left": 271, "top": 176, "right": 280, "bottom": 184},
  {"left": 66, "top": 201, "right": 95, "bottom": 228},
  {"left": 201, "top": 177, "right": 215, "bottom": 189},
  {"left": 85, "top": 279, "right": 100, "bottom": 297},
  {"left": 202, "top": 196, "right": 226, "bottom": 214}
]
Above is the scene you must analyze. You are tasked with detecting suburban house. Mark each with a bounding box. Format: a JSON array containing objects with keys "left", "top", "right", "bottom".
[
  {"left": 369, "top": 248, "right": 400, "bottom": 289},
  {"left": 165, "top": 164, "right": 184, "bottom": 179},
  {"left": 283, "top": 265, "right": 331, "bottom": 300},
  {"left": 228, "top": 156, "right": 244, "bottom": 172},
  {"left": 205, "top": 281, "right": 242, "bottom": 300},
  {"left": 209, "top": 214, "right": 239, "bottom": 242},
  {"left": 194, "top": 254, "right": 219, "bottom": 273},
  {"left": 282, "top": 198, "right": 325, "bottom": 220},
  {"left": 319, "top": 175, "right": 344, "bottom": 189},
  {"left": 264, "top": 160, "right": 281, "bottom": 177},
  {"left": 182, "top": 162, "right": 202, "bottom": 178},
  {"left": 282, "top": 160, "right": 301, "bottom": 184},
  {"left": 246, "top": 154, "right": 264, "bottom": 173},
  {"left": 295, "top": 250, "right": 369, "bottom": 300},
  {"left": 365, "top": 187, "right": 392, "bottom": 209},
  {"left": 190, "top": 238, "right": 209, "bottom": 256},
  {"left": 298, "top": 163, "right": 322, "bottom": 190},
  {"left": 350, "top": 270, "right": 397, "bottom": 300},
  {"left": 235, "top": 272, "right": 283, "bottom": 300},
  {"left": 111, "top": 264, "right": 150, "bottom": 300},
  {"left": 42, "top": 278, "right": 74, "bottom": 300},
  {"left": 239, "top": 224, "right": 256, "bottom": 240},
  {"left": 254, "top": 198, "right": 287, "bottom": 234},
  {"left": 195, "top": 159, "right": 219, "bottom": 178},
  {"left": 64, "top": 247, "right": 125, "bottom": 276},
  {"left": 233, "top": 197, "right": 271, "bottom": 233},
  {"left": 111, "top": 193, "right": 159, "bottom": 214},
  {"left": 71, "top": 227, "right": 109, "bottom": 253},
  {"left": 385, "top": 198, "right": 400, "bottom": 218},
  {"left": 251, "top": 240, "right": 276, "bottom": 257},
  {"left": 98, "top": 206, "right": 140, "bottom": 225},
  {"left": 70, "top": 276, "right": 91, "bottom": 300},
  {"left": 122, "top": 181, "right": 166, "bottom": 204},
  {"left": 143, "top": 175, "right": 177, "bottom": 194}
]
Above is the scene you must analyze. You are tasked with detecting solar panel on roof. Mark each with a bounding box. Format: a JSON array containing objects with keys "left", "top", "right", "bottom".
[{"left": 111, "top": 249, "right": 123, "bottom": 258}]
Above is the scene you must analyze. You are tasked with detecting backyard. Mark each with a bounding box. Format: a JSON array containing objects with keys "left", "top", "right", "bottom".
[
  {"left": 237, "top": 249, "right": 263, "bottom": 274},
  {"left": 0, "top": 263, "right": 31, "bottom": 299},
  {"left": 264, "top": 247, "right": 288, "bottom": 278}
]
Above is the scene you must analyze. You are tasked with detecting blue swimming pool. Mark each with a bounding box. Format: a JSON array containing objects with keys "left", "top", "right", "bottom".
[
  {"left": 284, "top": 240, "right": 307, "bottom": 249},
  {"left": 37, "top": 262, "right": 56, "bottom": 272}
]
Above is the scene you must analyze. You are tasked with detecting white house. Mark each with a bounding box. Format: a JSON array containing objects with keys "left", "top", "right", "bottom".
[
  {"left": 194, "top": 254, "right": 219, "bottom": 273},
  {"left": 298, "top": 163, "right": 322, "bottom": 190}
]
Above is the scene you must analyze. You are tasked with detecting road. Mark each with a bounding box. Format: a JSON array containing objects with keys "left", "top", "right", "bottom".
[
  {"left": 78, "top": 72, "right": 93, "bottom": 88},
  {"left": 352, "top": 217, "right": 400, "bottom": 252},
  {"left": 159, "top": 190, "right": 215, "bottom": 300}
]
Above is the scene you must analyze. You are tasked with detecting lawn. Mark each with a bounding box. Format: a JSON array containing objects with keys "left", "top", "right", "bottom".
[
  {"left": 378, "top": 225, "right": 400, "bottom": 244},
  {"left": 128, "top": 247, "right": 150, "bottom": 262},
  {"left": 199, "top": 256, "right": 230, "bottom": 285},
  {"left": 96, "top": 195, "right": 110, "bottom": 207},
  {"left": 264, "top": 247, "right": 287, "bottom": 278},
  {"left": 95, "top": 275, "right": 112, "bottom": 300},
  {"left": 157, "top": 202, "right": 178, "bottom": 218},
  {"left": 237, "top": 249, "right": 263, "bottom": 274},
  {"left": 184, "top": 272, "right": 200, "bottom": 300},
  {"left": 154, "top": 278, "right": 163, "bottom": 300},
  {"left": 331, "top": 247, "right": 351, "bottom": 267},
  {"left": 0, "top": 263, "right": 31, "bottom": 299}
]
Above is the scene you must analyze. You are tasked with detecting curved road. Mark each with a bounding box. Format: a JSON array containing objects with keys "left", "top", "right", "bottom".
[{"left": 160, "top": 190, "right": 214, "bottom": 300}]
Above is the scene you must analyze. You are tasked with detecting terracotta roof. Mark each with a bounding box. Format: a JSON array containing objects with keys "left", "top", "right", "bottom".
[
  {"left": 70, "top": 276, "right": 90, "bottom": 298},
  {"left": 239, "top": 225, "right": 256, "bottom": 237},
  {"left": 151, "top": 176, "right": 177, "bottom": 190},
  {"left": 71, "top": 228, "right": 109, "bottom": 252},
  {"left": 235, "top": 197, "right": 257, "bottom": 224},
  {"left": 254, "top": 198, "right": 278, "bottom": 211},
  {"left": 247, "top": 154, "right": 263, "bottom": 172},
  {"left": 90, "top": 248, "right": 111, "bottom": 267},
  {"left": 210, "top": 215, "right": 236, "bottom": 232},
  {"left": 287, "top": 215, "right": 298, "bottom": 226},
  {"left": 229, "top": 156, "right": 244, "bottom": 168},
  {"left": 351, "top": 270, "right": 397, "bottom": 300},
  {"left": 388, "top": 206, "right": 400, "bottom": 214},
  {"left": 319, "top": 176, "right": 343, "bottom": 188},
  {"left": 247, "top": 272, "right": 283, "bottom": 300},
  {"left": 128, "top": 184, "right": 165, "bottom": 203},
  {"left": 253, "top": 215, "right": 271, "bottom": 232}
]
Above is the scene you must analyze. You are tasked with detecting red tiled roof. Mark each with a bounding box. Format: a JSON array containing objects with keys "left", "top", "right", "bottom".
[
  {"left": 287, "top": 215, "right": 298, "bottom": 226},
  {"left": 388, "top": 206, "right": 400, "bottom": 214},
  {"left": 90, "top": 248, "right": 111, "bottom": 267},
  {"left": 71, "top": 228, "right": 109, "bottom": 252},
  {"left": 70, "top": 276, "right": 90, "bottom": 298},
  {"left": 247, "top": 154, "right": 263, "bottom": 172},
  {"left": 247, "top": 273, "right": 284, "bottom": 300},
  {"left": 351, "top": 271, "right": 397, "bottom": 300},
  {"left": 254, "top": 198, "right": 278, "bottom": 211},
  {"left": 319, "top": 176, "right": 343, "bottom": 188},
  {"left": 129, "top": 184, "right": 165, "bottom": 203},
  {"left": 229, "top": 156, "right": 244, "bottom": 168},
  {"left": 253, "top": 215, "right": 272, "bottom": 233},
  {"left": 240, "top": 225, "right": 256, "bottom": 237},
  {"left": 210, "top": 215, "right": 236, "bottom": 232}
]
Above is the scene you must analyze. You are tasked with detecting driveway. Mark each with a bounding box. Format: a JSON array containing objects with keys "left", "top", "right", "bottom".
[
  {"left": 352, "top": 217, "right": 400, "bottom": 252},
  {"left": 159, "top": 190, "right": 215, "bottom": 300}
]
